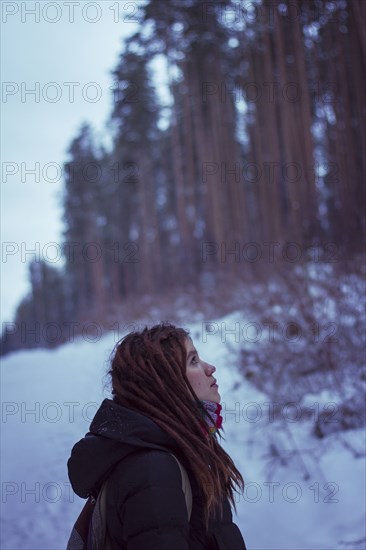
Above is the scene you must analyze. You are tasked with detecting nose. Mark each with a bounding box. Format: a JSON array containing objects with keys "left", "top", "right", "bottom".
[{"left": 204, "top": 361, "right": 216, "bottom": 375}]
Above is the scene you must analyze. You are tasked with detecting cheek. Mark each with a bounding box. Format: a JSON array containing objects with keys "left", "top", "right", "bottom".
[{"left": 188, "top": 371, "right": 204, "bottom": 392}]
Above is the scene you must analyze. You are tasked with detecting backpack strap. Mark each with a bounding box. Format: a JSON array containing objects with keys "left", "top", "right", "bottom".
[
  {"left": 170, "top": 453, "right": 193, "bottom": 520},
  {"left": 67, "top": 497, "right": 95, "bottom": 550},
  {"left": 89, "top": 479, "right": 112, "bottom": 550}
]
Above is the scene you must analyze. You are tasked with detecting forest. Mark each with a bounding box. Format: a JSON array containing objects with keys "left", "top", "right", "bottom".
[{"left": 1, "top": 0, "right": 365, "bottom": 355}]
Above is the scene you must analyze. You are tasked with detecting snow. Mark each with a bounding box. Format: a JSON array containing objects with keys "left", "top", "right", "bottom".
[{"left": 1, "top": 314, "right": 365, "bottom": 550}]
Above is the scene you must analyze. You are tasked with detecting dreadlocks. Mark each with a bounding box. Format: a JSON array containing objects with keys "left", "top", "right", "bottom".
[{"left": 107, "top": 322, "right": 245, "bottom": 533}]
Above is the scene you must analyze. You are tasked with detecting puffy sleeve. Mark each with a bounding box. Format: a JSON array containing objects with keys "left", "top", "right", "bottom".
[{"left": 107, "top": 449, "right": 191, "bottom": 550}]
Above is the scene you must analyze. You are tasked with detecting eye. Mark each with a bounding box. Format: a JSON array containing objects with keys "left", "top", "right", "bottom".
[{"left": 191, "top": 354, "right": 199, "bottom": 364}]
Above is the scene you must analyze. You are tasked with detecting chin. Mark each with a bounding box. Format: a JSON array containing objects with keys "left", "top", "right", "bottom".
[{"left": 211, "top": 392, "right": 221, "bottom": 404}]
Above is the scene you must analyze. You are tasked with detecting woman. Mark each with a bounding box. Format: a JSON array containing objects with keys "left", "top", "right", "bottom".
[{"left": 68, "top": 323, "right": 247, "bottom": 549}]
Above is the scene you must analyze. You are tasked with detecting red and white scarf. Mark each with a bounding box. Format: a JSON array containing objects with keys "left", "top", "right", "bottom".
[{"left": 199, "top": 399, "right": 223, "bottom": 437}]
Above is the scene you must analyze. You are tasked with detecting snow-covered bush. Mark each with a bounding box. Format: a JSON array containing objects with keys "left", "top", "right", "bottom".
[{"left": 239, "top": 259, "right": 366, "bottom": 439}]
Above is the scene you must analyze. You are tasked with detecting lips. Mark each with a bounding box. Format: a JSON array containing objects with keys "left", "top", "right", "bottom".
[{"left": 210, "top": 379, "right": 217, "bottom": 387}]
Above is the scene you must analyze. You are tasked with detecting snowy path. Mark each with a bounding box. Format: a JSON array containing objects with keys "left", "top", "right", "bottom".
[{"left": 1, "top": 315, "right": 365, "bottom": 549}]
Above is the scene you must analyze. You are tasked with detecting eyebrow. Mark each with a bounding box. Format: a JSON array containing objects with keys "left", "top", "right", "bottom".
[{"left": 187, "top": 349, "right": 197, "bottom": 359}]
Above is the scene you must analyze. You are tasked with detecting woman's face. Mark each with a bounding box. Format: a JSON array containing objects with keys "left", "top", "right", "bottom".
[{"left": 185, "top": 338, "right": 221, "bottom": 403}]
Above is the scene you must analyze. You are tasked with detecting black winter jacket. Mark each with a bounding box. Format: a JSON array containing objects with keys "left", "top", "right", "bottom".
[{"left": 67, "top": 398, "right": 247, "bottom": 550}]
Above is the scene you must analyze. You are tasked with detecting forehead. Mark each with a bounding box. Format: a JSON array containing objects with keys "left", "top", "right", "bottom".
[{"left": 184, "top": 337, "right": 196, "bottom": 354}]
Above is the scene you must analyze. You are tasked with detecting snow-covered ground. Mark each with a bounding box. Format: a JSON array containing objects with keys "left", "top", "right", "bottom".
[{"left": 1, "top": 314, "right": 365, "bottom": 549}]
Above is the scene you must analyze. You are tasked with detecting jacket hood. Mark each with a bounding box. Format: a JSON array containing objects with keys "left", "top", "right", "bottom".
[{"left": 67, "top": 398, "right": 181, "bottom": 498}]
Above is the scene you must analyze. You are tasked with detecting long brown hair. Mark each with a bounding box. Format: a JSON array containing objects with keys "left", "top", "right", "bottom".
[{"left": 107, "top": 322, "right": 244, "bottom": 532}]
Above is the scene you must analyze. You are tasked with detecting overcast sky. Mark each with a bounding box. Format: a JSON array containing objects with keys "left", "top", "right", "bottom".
[{"left": 1, "top": 2, "right": 145, "bottom": 325}]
